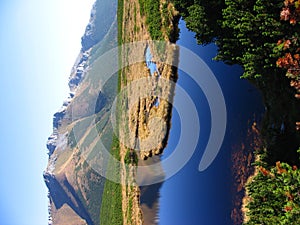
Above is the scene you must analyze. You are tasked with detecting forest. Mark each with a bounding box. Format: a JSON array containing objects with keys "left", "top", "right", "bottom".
[{"left": 171, "top": 0, "right": 300, "bottom": 223}]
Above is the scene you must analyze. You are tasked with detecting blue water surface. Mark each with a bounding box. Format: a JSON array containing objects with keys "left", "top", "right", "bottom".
[{"left": 157, "top": 19, "right": 264, "bottom": 225}]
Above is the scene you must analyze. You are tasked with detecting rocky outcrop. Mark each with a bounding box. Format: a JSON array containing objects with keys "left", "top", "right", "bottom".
[
  {"left": 69, "top": 51, "right": 90, "bottom": 92},
  {"left": 47, "top": 132, "right": 58, "bottom": 156}
]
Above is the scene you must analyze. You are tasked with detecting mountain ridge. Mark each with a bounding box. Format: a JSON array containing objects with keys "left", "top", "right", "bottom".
[{"left": 44, "top": 0, "right": 117, "bottom": 224}]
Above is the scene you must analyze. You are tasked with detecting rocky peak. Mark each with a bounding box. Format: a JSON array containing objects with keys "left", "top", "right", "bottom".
[{"left": 81, "top": 0, "right": 117, "bottom": 52}]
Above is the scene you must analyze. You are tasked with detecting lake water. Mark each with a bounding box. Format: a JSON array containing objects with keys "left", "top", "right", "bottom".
[{"left": 155, "top": 19, "right": 265, "bottom": 225}]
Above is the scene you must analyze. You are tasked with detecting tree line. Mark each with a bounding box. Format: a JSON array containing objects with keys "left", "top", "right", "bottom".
[{"left": 170, "top": 0, "right": 300, "bottom": 223}]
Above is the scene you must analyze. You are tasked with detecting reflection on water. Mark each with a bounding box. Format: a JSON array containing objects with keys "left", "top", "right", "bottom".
[
  {"left": 139, "top": 156, "right": 164, "bottom": 225},
  {"left": 139, "top": 19, "right": 264, "bottom": 225},
  {"left": 145, "top": 45, "right": 160, "bottom": 76},
  {"left": 155, "top": 19, "right": 264, "bottom": 225}
]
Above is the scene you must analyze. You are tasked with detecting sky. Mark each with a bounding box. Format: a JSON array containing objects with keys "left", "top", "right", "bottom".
[{"left": 0, "top": 0, "right": 95, "bottom": 224}]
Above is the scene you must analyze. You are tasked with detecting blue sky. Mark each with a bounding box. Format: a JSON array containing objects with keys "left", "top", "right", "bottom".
[{"left": 0, "top": 1, "right": 95, "bottom": 224}]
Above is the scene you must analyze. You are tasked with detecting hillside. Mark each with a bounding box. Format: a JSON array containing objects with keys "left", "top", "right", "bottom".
[
  {"left": 44, "top": 0, "right": 180, "bottom": 224},
  {"left": 44, "top": 0, "right": 118, "bottom": 224}
]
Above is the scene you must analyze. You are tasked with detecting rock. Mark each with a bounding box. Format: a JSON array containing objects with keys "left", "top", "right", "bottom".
[
  {"left": 47, "top": 132, "right": 58, "bottom": 156},
  {"left": 43, "top": 172, "right": 94, "bottom": 225},
  {"left": 53, "top": 109, "right": 66, "bottom": 129},
  {"left": 81, "top": 0, "right": 117, "bottom": 52}
]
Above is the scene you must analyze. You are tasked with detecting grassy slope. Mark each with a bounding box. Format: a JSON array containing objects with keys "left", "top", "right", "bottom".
[
  {"left": 100, "top": 136, "right": 123, "bottom": 225},
  {"left": 99, "top": 0, "right": 124, "bottom": 224}
]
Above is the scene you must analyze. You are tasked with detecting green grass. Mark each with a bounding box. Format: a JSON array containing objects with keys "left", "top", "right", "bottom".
[
  {"left": 117, "top": 0, "right": 124, "bottom": 46},
  {"left": 99, "top": 1, "right": 125, "bottom": 223},
  {"left": 124, "top": 149, "right": 138, "bottom": 165},
  {"left": 100, "top": 136, "right": 123, "bottom": 225},
  {"left": 117, "top": 0, "right": 125, "bottom": 90}
]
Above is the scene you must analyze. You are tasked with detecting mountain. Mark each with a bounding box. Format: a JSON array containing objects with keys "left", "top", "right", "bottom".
[
  {"left": 44, "top": 0, "right": 181, "bottom": 224},
  {"left": 44, "top": 1, "right": 118, "bottom": 224}
]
